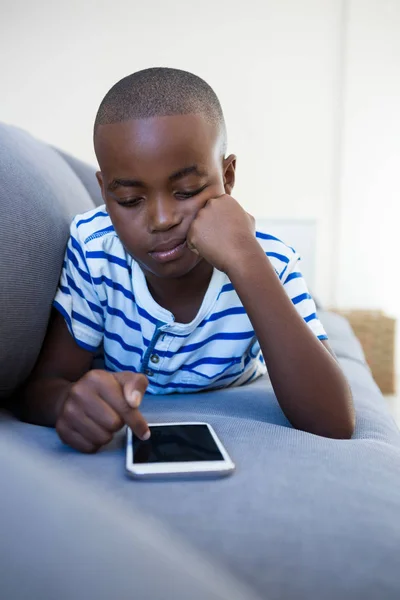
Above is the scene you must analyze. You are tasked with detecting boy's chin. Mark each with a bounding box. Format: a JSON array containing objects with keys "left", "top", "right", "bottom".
[{"left": 140, "top": 254, "right": 203, "bottom": 280}]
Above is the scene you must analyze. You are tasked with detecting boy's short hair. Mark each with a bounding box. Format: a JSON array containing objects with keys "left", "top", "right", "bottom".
[{"left": 94, "top": 67, "right": 227, "bottom": 153}]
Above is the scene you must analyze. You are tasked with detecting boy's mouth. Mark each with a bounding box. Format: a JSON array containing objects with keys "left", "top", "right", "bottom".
[{"left": 148, "top": 239, "right": 187, "bottom": 263}]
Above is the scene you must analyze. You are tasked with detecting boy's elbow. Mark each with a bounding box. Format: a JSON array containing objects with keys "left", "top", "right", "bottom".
[
  {"left": 327, "top": 381, "right": 355, "bottom": 439},
  {"left": 310, "top": 414, "right": 355, "bottom": 440},
  {"left": 312, "top": 394, "right": 356, "bottom": 440},
  {"left": 326, "top": 403, "right": 356, "bottom": 440},
  {"left": 330, "top": 415, "right": 355, "bottom": 439}
]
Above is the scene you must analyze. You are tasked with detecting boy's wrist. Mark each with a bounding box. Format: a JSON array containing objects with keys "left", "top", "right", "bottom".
[
  {"left": 22, "top": 378, "right": 73, "bottom": 427},
  {"left": 54, "top": 381, "right": 73, "bottom": 422},
  {"left": 225, "top": 239, "right": 270, "bottom": 281}
]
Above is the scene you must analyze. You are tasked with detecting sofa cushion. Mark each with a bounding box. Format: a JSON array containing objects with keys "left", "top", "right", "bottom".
[
  {"left": 54, "top": 148, "right": 104, "bottom": 207},
  {"left": 0, "top": 428, "right": 260, "bottom": 600},
  {"left": 3, "top": 361, "right": 400, "bottom": 600},
  {"left": 0, "top": 123, "right": 95, "bottom": 398}
]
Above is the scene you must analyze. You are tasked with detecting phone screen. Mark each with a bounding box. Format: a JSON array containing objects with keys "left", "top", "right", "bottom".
[{"left": 132, "top": 424, "right": 224, "bottom": 464}]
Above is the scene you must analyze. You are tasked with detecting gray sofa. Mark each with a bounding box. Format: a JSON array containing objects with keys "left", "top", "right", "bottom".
[{"left": 1, "top": 122, "right": 400, "bottom": 600}]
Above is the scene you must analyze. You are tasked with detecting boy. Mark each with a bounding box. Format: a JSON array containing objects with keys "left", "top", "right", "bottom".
[{"left": 22, "top": 68, "right": 354, "bottom": 452}]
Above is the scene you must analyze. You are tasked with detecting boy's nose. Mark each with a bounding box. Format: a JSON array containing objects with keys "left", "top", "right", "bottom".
[{"left": 148, "top": 196, "right": 182, "bottom": 232}]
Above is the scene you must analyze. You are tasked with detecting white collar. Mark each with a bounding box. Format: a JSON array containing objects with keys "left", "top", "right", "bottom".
[{"left": 132, "top": 260, "right": 227, "bottom": 334}]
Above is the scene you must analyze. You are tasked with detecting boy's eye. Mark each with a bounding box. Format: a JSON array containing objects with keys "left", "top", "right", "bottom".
[
  {"left": 117, "top": 197, "right": 143, "bottom": 208},
  {"left": 175, "top": 185, "right": 207, "bottom": 200}
]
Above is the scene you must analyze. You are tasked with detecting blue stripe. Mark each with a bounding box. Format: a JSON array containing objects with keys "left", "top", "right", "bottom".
[
  {"left": 266, "top": 252, "right": 290, "bottom": 264},
  {"left": 53, "top": 300, "right": 72, "bottom": 331},
  {"left": 318, "top": 335, "right": 328, "bottom": 341},
  {"left": 84, "top": 225, "right": 114, "bottom": 243},
  {"left": 72, "top": 310, "right": 103, "bottom": 333},
  {"left": 105, "top": 305, "right": 141, "bottom": 332},
  {"left": 256, "top": 231, "right": 281, "bottom": 242},
  {"left": 184, "top": 355, "right": 244, "bottom": 368},
  {"left": 130, "top": 331, "right": 255, "bottom": 361},
  {"left": 70, "top": 235, "right": 88, "bottom": 267},
  {"left": 292, "top": 293, "right": 312, "bottom": 306},
  {"left": 181, "top": 362, "right": 241, "bottom": 379},
  {"left": 66, "top": 275, "right": 103, "bottom": 316},
  {"left": 218, "top": 283, "right": 234, "bottom": 296},
  {"left": 104, "top": 330, "right": 144, "bottom": 357},
  {"left": 185, "top": 354, "right": 253, "bottom": 381},
  {"left": 67, "top": 248, "right": 92, "bottom": 284},
  {"left": 155, "top": 359, "right": 243, "bottom": 381},
  {"left": 148, "top": 380, "right": 211, "bottom": 391},
  {"left": 74, "top": 338, "right": 100, "bottom": 353},
  {"left": 148, "top": 367, "right": 250, "bottom": 390},
  {"left": 279, "top": 265, "right": 288, "bottom": 281},
  {"left": 304, "top": 313, "right": 317, "bottom": 323},
  {"left": 241, "top": 367, "right": 259, "bottom": 385},
  {"left": 86, "top": 251, "right": 131, "bottom": 271},
  {"left": 53, "top": 301, "right": 99, "bottom": 352},
  {"left": 66, "top": 274, "right": 86, "bottom": 299},
  {"left": 104, "top": 351, "right": 138, "bottom": 372},
  {"left": 103, "top": 351, "right": 255, "bottom": 390},
  {"left": 91, "top": 274, "right": 135, "bottom": 302},
  {"left": 137, "top": 304, "right": 163, "bottom": 326},
  {"left": 226, "top": 360, "right": 257, "bottom": 386},
  {"left": 59, "top": 285, "right": 71, "bottom": 295},
  {"left": 285, "top": 272, "right": 302, "bottom": 283},
  {"left": 76, "top": 211, "right": 108, "bottom": 228},
  {"left": 199, "top": 306, "right": 246, "bottom": 327},
  {"left": 174, "top": 331, "right": 255, "bottom": 355},
  {"left": 149, "top": 354, "right": 249, "bottom": 377},
  {"left": 214, "top": 368, "right": 245, "bottom": 382}
]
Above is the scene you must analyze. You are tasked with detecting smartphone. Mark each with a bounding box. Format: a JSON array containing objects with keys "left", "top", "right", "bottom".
[{"left": 126, "top": 422, "right": 235, "bottom": 479}]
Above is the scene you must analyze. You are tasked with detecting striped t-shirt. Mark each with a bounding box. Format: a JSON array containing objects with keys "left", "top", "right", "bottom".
[{"left": 53, "top": 206, "right": 327, "bottom": 394}]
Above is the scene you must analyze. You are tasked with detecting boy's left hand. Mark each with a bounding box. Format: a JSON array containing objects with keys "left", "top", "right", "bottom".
[{"left": 187, "top": 194, "right": 257, "bottom": 274}]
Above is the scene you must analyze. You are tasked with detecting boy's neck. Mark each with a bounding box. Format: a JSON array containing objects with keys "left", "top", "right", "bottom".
[{"left": 144, "top": 259, "right": 214, "bottom": 324}]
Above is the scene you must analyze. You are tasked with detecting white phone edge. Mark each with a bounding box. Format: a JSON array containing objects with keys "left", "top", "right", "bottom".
[{"left": 126, "top": 422, "right": 235, "bottom": 479}]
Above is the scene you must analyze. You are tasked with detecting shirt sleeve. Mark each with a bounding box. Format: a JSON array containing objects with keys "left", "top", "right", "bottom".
[
  {"left": 53, "top": 219, "right": 104, "bottom": 352},
  {"left": 281, "top": 253, "right": 328, "bottom": 341}
]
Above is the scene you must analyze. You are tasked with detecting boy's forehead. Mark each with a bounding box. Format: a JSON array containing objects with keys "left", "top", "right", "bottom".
[{"left": 95, "top": 113, "right": 222, "bottom": 175}]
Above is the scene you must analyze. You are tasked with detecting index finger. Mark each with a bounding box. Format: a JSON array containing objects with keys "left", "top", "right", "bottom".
[{"left": 88, "top": 371, "right": 150, "bottom": 440}]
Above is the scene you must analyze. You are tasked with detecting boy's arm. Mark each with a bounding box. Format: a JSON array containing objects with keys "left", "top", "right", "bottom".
[
  {"left": 22, "top": 214, "right": 150, "bottom": 451},
  {"left": 227, "top": 249, "right": 355, "bottom": 438},
  {"left": 189, "top": 195, "right": 355, "bottom": 439},
  {"left": 20, "top": 309, "right": 93, "bottom": 426},
  {"left": 20, "top": 310, "right": 150, "bottom": 451}
]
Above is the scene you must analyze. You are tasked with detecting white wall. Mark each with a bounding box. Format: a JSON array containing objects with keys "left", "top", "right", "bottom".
[
  {"left": 336, "top": 0, "right": 400, "bottom": 368},
  {"left": 1, "top": 0, "right": 342, "bottom": 305}
]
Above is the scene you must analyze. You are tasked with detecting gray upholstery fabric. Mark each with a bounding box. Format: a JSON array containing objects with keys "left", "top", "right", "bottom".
[
  {"left": 0, "top": 124, "right": 95, "bottom": 398},
  {"left": 53, "top": 148, "right": 104, "bottom": 207},
  {"left": 0, "top": 431, "right": 260, "bottom": 600}
]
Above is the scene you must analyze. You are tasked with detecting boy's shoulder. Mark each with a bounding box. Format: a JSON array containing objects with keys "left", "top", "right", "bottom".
[
  {"left": 70, "top": 205, "right": 115, "bottom": 247},
  {"left": 255, "top": 230, "right": 299, "bottom": 280}
]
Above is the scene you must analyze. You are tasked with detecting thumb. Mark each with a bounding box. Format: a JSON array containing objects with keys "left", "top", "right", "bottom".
[
  {"left": 187, "top": 240, "right": 199, "bottom": 256},
  {"left": 113, "top": 371, "right": 148, "bottom": 409}
]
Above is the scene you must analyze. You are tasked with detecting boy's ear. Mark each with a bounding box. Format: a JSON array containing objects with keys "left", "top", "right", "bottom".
[
  {"left": 96, "top": 171, "right": 107, "bottom": 203},
  {"left": 223, "top": 154, "right": 236, "bottom": 195}
]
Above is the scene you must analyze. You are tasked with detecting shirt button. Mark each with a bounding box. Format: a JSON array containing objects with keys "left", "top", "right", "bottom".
[
  {"left": 144, "top": 368, "right": 154, "bottom": 377},
  {"left": 150, "top": 354, "right": 160, "bottom": 364}
]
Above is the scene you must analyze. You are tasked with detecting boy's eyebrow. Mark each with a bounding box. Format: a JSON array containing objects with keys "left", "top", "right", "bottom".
[
  {"left": 168, "top": 165, "right": 207, "bottom": 182},
  {"left": 107, "top": 178, "right": 144, "bottom": 191},
  {"left": 107, "top": 165, "right": 207, "bottom": 191}
]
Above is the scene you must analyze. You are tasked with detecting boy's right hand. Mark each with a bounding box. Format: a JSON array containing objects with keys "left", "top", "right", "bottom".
[{"left": 56, "top": 370, "right": 149, "bottom": 453}]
